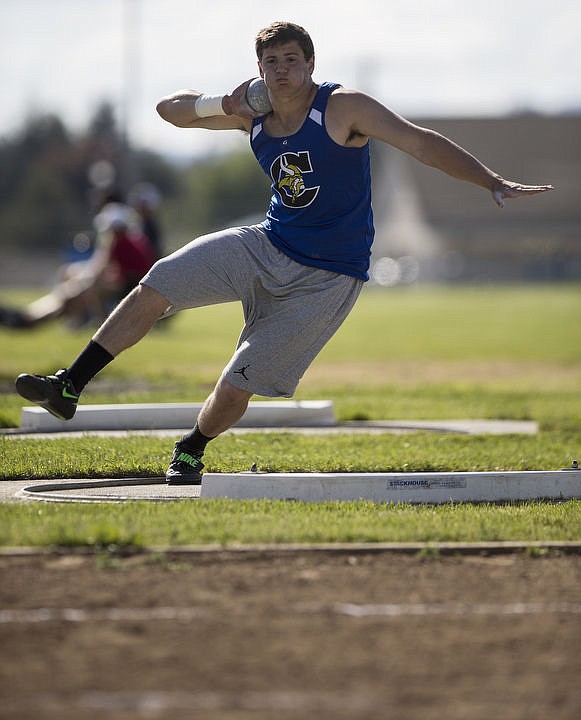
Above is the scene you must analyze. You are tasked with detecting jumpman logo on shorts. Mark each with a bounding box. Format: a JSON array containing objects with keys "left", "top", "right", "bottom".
[{"left": 234, "top": 364, "right": 251, "bottom": 381}]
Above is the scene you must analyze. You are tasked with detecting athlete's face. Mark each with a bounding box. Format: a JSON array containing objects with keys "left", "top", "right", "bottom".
[{"left": 258, "top": 41, "right": 314, "bottom": 95}]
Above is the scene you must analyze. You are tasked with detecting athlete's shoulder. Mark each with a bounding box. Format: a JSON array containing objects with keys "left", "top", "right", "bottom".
[
  {"left": 327, "top": 86, "right": 366, "bottom": 102},
  {"left": 325, "top": 88, "right": 372, "bottom": 147},
  {"left": 326, "top": 86, "right": 371, "bottom": 118}
]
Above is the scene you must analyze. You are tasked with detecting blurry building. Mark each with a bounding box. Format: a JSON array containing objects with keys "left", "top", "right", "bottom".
[{"left": 371, "top": 114, "right": 581, "bottom": 284}]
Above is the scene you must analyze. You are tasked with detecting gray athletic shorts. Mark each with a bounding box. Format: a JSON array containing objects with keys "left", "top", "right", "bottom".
[{"left": 141, "top": 225, "right": 363, "bottom": 397}]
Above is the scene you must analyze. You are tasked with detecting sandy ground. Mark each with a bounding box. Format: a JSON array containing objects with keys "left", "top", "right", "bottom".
[{"left": 1, "top": 549, "right": 580, "bottom": 720}]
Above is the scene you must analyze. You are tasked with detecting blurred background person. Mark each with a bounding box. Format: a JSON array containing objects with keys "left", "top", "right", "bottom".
[
  {"left": 0, "top": 195, "right": 156, "bottom": 330},
  {"left": 128, "top": 182, "right": 164, "bottom": 260}
]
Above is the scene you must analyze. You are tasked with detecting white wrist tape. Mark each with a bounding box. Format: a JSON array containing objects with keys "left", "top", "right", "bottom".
[{"left": 194, "top": 94, "right": 226, "bottom": 117}]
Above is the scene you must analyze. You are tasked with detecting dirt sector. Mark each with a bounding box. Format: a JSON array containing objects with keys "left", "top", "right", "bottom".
[{"left": 1, "top": 549, "right": 580, "bottom": 720}]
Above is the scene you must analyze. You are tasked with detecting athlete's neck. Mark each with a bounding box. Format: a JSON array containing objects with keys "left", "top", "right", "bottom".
[{"left": 267, "top": 82, "right": 318, "bottom": 137}]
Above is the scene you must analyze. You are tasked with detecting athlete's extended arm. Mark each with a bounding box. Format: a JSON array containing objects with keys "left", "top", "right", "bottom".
[
  {"left": 156, "top": 80, "right": 260, "bottom": 132},
  {"left": 329, "top": 90, "right": 553, "bottom": 207}
]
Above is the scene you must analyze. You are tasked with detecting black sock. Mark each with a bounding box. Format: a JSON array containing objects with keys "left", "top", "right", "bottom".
[
  {"left": 67, "top": 340, "right": 114, "bottom": 393},
  {"left": 180, "top": 424, "right": 215, "bottom": 456}
]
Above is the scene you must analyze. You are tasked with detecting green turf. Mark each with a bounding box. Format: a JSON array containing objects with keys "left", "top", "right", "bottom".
[
  {"left": 1, "top": 284, "right": 580, "bottom": 547},
  {"left": 1, "top": 430, "right": 579, "bottom": 480},
  {"left": 1, "top": 500, "right": 579, "bottom": 548}
]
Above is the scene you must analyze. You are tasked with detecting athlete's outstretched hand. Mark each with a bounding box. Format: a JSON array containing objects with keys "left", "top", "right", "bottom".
[{"left": 491, "top": 179, "right": 554, "bottom": 208}]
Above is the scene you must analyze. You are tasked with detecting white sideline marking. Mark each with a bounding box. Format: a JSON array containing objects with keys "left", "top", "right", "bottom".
[
  {"left": 81, "top": 689, "right": 379, "bottom": 713},
  {"left": 2, "top": 601, "right": 580, "bottom": 625},
  {"left": 0, "top": 607, "right": 205, "bottom": 623},
  {"left": 4, "top": 689, "right": 383, "bottom": 714},
  {"left": 333, "top": 601, "right": 581, "bottom": 617}
]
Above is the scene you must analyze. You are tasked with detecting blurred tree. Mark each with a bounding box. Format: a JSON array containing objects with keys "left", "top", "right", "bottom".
[
  {"left": 164, "top": 150, "right": 270, "bottom": 248},
  {"left": 0, "top": 106, "right": 270, "bottom": 256},
  {"left": 0, "top": 114, "right": 84, "bottom": 250}
]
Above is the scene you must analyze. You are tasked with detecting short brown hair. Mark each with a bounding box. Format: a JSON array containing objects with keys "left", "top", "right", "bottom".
[{"left": 255, "top": 22, "right": 314, "bottom": 62}]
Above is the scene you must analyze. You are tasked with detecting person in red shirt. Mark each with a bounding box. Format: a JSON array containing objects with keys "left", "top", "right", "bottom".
[
  {"left": 0, "top": 200, "right": 155, "bottom": 329},
  {"left": 91, "top": 201, "right": 157, "bottom": 301}
]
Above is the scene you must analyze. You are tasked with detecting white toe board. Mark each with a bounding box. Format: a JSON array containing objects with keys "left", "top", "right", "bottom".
[{"left": 201, "top": 470, "right": 581, "bottom": 504}]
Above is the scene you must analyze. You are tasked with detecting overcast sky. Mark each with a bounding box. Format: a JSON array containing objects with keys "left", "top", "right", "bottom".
[{"left": 1, "top": 0, "right": 579, "bottom": 159}]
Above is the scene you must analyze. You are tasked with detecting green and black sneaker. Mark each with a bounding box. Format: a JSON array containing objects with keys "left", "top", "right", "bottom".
[
  {"left": 15, "top": 369, "right": 79, "bottom": 421},
  {"left": 166, "top": 441, "right": 205, "bottom": 485}
]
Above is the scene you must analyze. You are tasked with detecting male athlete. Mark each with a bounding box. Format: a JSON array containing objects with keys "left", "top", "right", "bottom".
[{"left": 15, "top": 22, "right": 553, "bottom": 483}]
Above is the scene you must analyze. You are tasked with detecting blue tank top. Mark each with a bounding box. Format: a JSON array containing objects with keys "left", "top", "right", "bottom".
[{"left": 250, "top": 82, "right": 374, "bottom": 280}]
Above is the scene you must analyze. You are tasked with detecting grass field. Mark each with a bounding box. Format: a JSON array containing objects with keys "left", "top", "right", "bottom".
[{"left": 1, "top": 283, "right": 580, "bottom": 547}]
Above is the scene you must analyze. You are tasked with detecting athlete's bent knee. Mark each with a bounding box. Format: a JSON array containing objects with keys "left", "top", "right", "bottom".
[
  {"left": 215, "top": 377, "right": 253, "bottom": 406},
  {"left": 131, "top": 283, "right": 172, "bottom": 314}
]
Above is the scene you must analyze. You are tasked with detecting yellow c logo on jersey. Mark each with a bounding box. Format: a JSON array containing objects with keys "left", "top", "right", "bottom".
[{"left": 270, "top": 151, "right": 320, "bottom": 208}]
